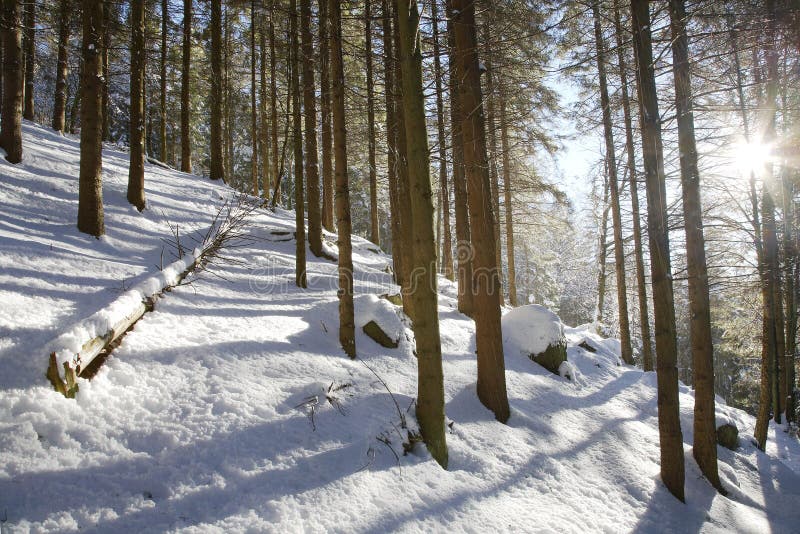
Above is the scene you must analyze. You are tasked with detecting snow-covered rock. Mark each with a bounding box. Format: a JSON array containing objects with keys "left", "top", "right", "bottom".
[{"left": 502, "top": 304, "right": 567, "bottom": 374}]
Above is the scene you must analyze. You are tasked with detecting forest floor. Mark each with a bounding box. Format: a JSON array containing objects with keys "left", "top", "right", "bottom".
[{"left": 1, "top": 122, "right": 799, "bottom": 533}]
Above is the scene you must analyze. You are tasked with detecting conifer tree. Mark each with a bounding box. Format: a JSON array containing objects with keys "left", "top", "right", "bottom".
[
  {"left": 128, "top": 0, "right": 147, "bottom": 212},
  {"left": 1, "top": 0, "right": 23, "bottom": 164}
]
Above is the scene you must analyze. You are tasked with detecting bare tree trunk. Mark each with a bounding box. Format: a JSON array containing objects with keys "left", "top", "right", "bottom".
[
  {"left": 290, "top": 0, "right": 306, "bottom": 288},
  {"left": 223, "top": 7, "right": 233, "bottom": 182},
  {"left": 22, "top": 0, "right": 33, "bottom": 120},
  {"left": 209, "top": 0, "right": 224, "bottom": 180},
  {"left": 78, "top": 0, "right": 105, "bottom": 237},
  {"left": 393, "top": 4, "right": 414, "bottom": 315},
  {"left": 301, "top": 0, "right": 322, "bottom": 256},
  {"left": 452, "top": 0, "right": 509, "bottom": 423},
  {"left": 631, "top": 0, "right": 684, "bottom": 502},
  {"left": 269, "top": 4, "right": 280, "bottom": 203},
  {"left": 1, "top": 0, "right": 23, "bottom": 163},
  {"left": 250, "top": 0, "right": 259, "bottom": 196},
  {"left": 329, "top": 0, "right": 355, "bottom": 358},
  {"left": 431, "top": 0, "right": 453, "bottom": 281},
  {"left": 366, "top": 0, "right": 379, "bottom": 246},
  {"left": 160, "top": 0, "right": 168, "bottom": 162},
  {"left": 592, "top": 0, "right": 633, "bottom": 365},
  {"left": 52, "top": 0, "right": 70, "bottom": 133},
  {"left": 668, "top": 0, "right": 721, "bottom": 491},
  {"left": 397, "top": 0, "right": 448, "bottom": 469},
  {"left": 596, "top": 162, "right": 610, "bottom": 324},
  {"left": 128, "top": 0, "right": 146, "bottom": 212},
  {"left": 180, "top": 0, "right": 192, "bottom": 173},
  {"left": 259, "top": 16, "right": 270, "bottom": 200},
  {"left": 381, "top": 0, "right": 402, "bottom": 285},
  {"left": 613, "top": 0, "right": 652, "bottom": 371},
  {"left": 101, "top": 8, "right": 109, "bottom": 141},
  {"left": 320, "top": 0, "right": 333, "bottom": 231},
  {"left": 484, "top": 43, "right": 503, "bottom": 305},
  {"left": 499, "top": 94, "right": 517, "bottom": 307},
  {"left": 446, "top": 0, "right": 473, "bottom": 317}
]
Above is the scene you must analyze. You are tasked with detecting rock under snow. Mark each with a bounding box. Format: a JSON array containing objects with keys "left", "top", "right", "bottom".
[
  {"left": 502, "top": 304, "right": 567, "bottom": 374},
  {"left": 354, "top": 294, "right": 403, "bottom": 348}
]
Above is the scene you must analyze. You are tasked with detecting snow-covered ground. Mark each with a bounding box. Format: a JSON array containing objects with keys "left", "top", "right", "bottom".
[{"left": 1, "top": 122, "right": 799, "bottom": 533}]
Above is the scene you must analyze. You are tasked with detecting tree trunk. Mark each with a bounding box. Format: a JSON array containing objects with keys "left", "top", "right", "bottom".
[
  {"left": 1, "top": 0, "right": 23, "bottom": 163},
  {"left": 160, "top": 0, "right": 168, "bottom": 162},
  {"left": 259, "top": 15, "right": 270, "bottom": 201},
  {"left": 446, "top": 1, "right": 473, "bottom": 317},
  {"left": 101, "top": 8, "right": 109, "bottom": 141},
  {"left": 329, "top": 0, "right": 355, "bottom": 358},
  {"left": 22, "top": 0, "right": 33, "bottom": 120},
  {"left": 397, "top": 0, "right": 448, "bottom": 469},
  {"left": 301, "top": 0, "right": 322, "bottom": 256},
  {"left": 290, "top": 0, "right": 307, "bottom": 288},
  {"left": 499, "top": 94, "right": 517, "bottom": 306},
  {"left": 319, "top": 0, "right": 333, "bottom": 231},
  {"left": 269, "top": 4, "right": 280, "bottom": 204},
  {"left": 209, "top": 0, "right": 224, "bottom": 181},
  {"left": 250, "top": 0, "right": 259, "bottom": 196},
  {"left": 782, "top": 169, "right": 796, "bottom": 423},
  {"left": 452, "top": 0, "right": 509, "bottom": 423},
  {"left": 591, "top": 0, "right": 633, "bottom": 366},
  {"left": 631, "top": 0, "right": 684, "bottom": 502},
  {"left": 668, "top": 0, "right": 721, "bottom": 492},
  {"left": 393, "top": 4, "right": 414, "bottom": 315},
  {"left": 52, "top": 0, "right": 70, "bottom": 133},
  {"left": 128, "top": 0, "right": 146, "bottom": 212},
  {"left": 596, "top": 161, "right": 610, "bottom": 323},
  {"left": 381, "top": 0, "right": 402, "bottom": 286},
  {"left": 77, "top": 0, "right": 104, "bottom": 237},
  {"left": 431, "top": 0, "right": 453, "bottom": 281},
  {"left": 223, "top": 6, "right": 233, "bottom": 181},
  {"left": 484, "top": 47, "right": 503, "bottom": 306},
  {"left": 180, "top": 0, "right": 192, "bottom": 173},
  {"left": 613, "top": 0, "right": 653, "bottom": 371},
  {"left": 366, "top": 0, "right": 379, "bottom": 246}
]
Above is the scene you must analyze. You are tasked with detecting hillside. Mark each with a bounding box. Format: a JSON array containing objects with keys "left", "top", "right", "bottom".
[{"left": 1, "top": 123, "right": 799, "bottom": 533}]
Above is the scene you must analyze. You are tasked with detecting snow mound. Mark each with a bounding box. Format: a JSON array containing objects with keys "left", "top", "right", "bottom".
[
  {"left": 354, "top": 293, "right": 404, "bottom": 344},
  {"left": 501, "top": 304, "right": 564, "bottom": 357}
]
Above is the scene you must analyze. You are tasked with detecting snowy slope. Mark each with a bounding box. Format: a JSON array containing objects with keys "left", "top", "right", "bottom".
[{"left": 1, "top": 123, "right": 799, "bottom": 533}]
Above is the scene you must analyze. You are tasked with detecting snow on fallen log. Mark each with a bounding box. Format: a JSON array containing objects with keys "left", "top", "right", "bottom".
[{"left": 45, "top": 194, "right": 259, "bottom": 397}]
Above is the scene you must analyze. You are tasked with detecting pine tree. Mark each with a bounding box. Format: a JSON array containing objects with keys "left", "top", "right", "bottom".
[
  {"left": 630, "top": 0, "right": 684, "bottom": 502},
  {"left": 397, "top": 0, "right": 448, "bottom": 469},
  {"left": 52, "top": 0, "right": 70, "bottom": 134},
  {"left": 1, "top": 0, "right": 23, "bottom": 164},
  {"left": 77, "top": 0, "right": 105, "bottom": 237},
  {"left": 22, "top": 0, "right": 33, "bottom": 121},
  {"left": 128, "top": 0, "right": 147, "bottom": 212},
  {"left": 452, "top": 0, "right": 509, "bottom": 423},
  {"left": 209, "top": 0, "right": 224, "bottom": 181},
  {"left": 301, "top": 0, "right": 322, "bottom": 257},
  {"left": 180, "top": 0, "right": 192, "bottom": 173},
  {"left": 291, "top": 0, "right": 307, "bottom": 288},
  {"left": 329, "top": 0, "right": 355, "bottom": 358}
]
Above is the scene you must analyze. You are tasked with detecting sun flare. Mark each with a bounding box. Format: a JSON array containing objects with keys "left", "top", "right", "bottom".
[{"left": 733, "top": 139, "right": 771, "bottom": 177}]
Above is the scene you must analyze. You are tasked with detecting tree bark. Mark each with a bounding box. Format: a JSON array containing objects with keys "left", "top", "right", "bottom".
[
  {"left": 101, "top": 7, "right": 109, "bottom": 141},
  {"left": 160, "top": 0, "right": 168, "bottom": 162},
  {"left": 499, "top": 93, "right": 517, "bottom": 306},
  {"left": 446, "top": 1, "right": 473, "bottom": 317},
  {"left": 613, "top": 0, "right": 653, "bottom": 371},
  {"left": 290, "top": 0, "right": 307, "bottom": 288},
  {"left": 668, "top": 0, "right": 721, "bottom": 492},
  {"left": 250, "top": 0, "right": 259, "bottom": 196},
  {"left": 180, "top": 0, "right": 192, "bottom": 173},
  {"left": 591, "top": 0, "right": 633, "bottom": 365},
  {"left": 484, "top": 45, "right": 503, "bottom": 306},
  {"left": 301, "top": 0, "right": 322, "bottom": 256},
  {"left": 452, "top": 0, "right": 509, "bottom": 423},
  {"left": 397, "top": 0, "right": 448, "bottom": 469},
  {"left": 209, "top": 0, "right": 224, "bottom": 181},
  {"left": 366, "top": 0, "right": 379, "bottom": 246},
  {"left": 52, "top": 0, "right": 70, "bottom": 133},
  {"left": 259, "top": 15, "right": 270, "bottom": 201},
  {"left": 22, "top": 0, "right": 33, "bottom": 120},
  {"left": 319, "top": 0, "right": 333, "bottom": 231},
  {"left": 77, "top": 0, "right": 105, "bottom": 237},
  {"left": 431, "top": 0, "right": 453, "bottom": 281},
  {"left": 631, "top": 0, "right": 684, "bottom": 502},
  {"left": 1, "top": 0, "right": 23, "bottom": 163},
  {"left": 128, "top": 0, "right": 146, "bottom": 212},
  {"left": 269, "top": 3, "right": 280, "bottom": 203},
  {"left": 381, "top": 0, "right": 402, "bottom": 286},
  {"left": 330, "top": 0, "right": 355, "bottom": 358}
]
